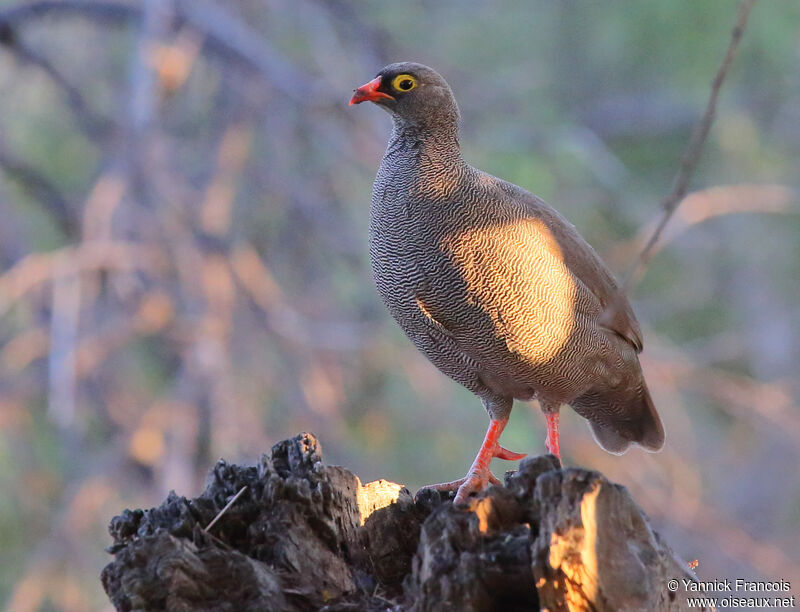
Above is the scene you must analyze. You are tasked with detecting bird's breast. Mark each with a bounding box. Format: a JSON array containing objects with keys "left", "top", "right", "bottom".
[{"left": 370, "top": 170, "right": 580, "bottom": 356}]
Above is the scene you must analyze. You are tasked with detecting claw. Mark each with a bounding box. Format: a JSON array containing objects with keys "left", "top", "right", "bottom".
[
  {"left": 419, "top": 469, "right": 503, "bottom": 503},
  {"left": 487, "top": 472, "right": 503, "bottom": 486},
  {"left": 453, "top": 475, "right": 486, "bottom": 504},
  {"left": 494, "top": 445, "right": 526, "bottom": 461}
]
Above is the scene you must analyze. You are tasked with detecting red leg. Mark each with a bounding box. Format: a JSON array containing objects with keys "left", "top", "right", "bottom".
[
  {"left": 545, "top": 412, "right": 561, "bottom": 459},
  {"left": 419, "top": 417, "right": 526, "bottom": 505}
]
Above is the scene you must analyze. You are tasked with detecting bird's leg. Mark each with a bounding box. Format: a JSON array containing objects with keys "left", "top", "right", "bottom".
[
  {"left": 543, "top": 409, "right": 561, "bottom": 459},
  {"left": 419, "top": 417, "right": 526, "bottom": 505}
]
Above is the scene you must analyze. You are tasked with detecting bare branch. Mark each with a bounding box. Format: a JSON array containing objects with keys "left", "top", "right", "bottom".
[
  {"left": 173, "top": 0, "right": 328, "bottom": 103},
  {"left": 0, "top": 145, "right": 77, "bottom": 236},
  {"left": 0, "top": 241, "right": 165, "bottom": 318},
  {"left": 613, "top": 0, "right": 757, "bottom": 305},
  {"left": 607, "top": 183, "right": 799, "bottom": 267},
  {"left": 48, "top": 258, "right": 81, "bottom": 429},
  {"left": 0, "top": 33, "right": 116, "bottom": 140},
  {"left": 0, "top": 1, "right": 134, "bottom": 28},
  {"left": 0, "top": 0, "right": 330, "bottom": 104},
  {"left": 128, "top": 0, "right": 173, "bottom": 140}
]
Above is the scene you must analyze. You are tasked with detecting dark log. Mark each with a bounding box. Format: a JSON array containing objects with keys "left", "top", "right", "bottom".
[{"left": 101, "top": 433, "right": 703, "bottom": 611}]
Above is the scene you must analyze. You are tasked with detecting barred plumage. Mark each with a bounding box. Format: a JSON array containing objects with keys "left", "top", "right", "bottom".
[{"left": 352, "top": 62, "right": 664, "bottom": 502}]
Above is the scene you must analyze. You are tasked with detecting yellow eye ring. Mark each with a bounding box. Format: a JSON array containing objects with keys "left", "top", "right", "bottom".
[{"left": 391, "top": 74, "right": 418, "bottom": 92}]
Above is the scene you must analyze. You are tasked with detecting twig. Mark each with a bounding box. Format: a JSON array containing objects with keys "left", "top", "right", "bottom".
[
  {"left": 204, "top": 485, "right": 247, "bottom": 532},
  {"left": 0, "top": 145, "right": 78, "bottom": 236},
  {"left": 614, "top": 0, "right": 757, "bottom": 304},
  {"left": 1, "top": 34, "right": 116, "bottom": 140},
  {"left": 607, "top": 183, "right": 798, "bottom": 266}
]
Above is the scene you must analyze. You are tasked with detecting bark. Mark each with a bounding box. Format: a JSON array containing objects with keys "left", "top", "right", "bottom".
[{"left": 101, "top": 433, "right": 702, "bottom": 611}]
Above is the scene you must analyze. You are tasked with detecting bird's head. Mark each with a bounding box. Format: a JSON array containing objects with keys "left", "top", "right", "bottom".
[{"left": 350, "top": 62, "right": 460, "bottom": 130}]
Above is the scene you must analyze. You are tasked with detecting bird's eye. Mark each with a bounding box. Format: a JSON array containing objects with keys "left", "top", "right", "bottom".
[{"left": 391, "top": 74, "right": 418, "bottom": 92}]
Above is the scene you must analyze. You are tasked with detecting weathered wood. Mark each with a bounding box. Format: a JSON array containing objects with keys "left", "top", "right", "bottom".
[
  {"left": 101, "top": 433, "right": 702, "bottom": 611},
  {"left": 529, "top": 467, "right": 696, "bottom": 611}
]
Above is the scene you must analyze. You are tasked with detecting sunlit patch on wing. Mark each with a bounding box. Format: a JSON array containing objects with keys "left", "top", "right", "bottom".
[{"left": 442, "top": 217, "right": 578, "bottom": 365}]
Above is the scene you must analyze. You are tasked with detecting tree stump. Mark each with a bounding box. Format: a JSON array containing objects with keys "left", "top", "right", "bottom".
[{"left": 101, "top": 433, "right": 702, "bottom": 611}]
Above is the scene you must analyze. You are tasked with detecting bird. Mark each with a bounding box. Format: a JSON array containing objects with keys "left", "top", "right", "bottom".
[{"left": 350, "top": 62, "right": 665, "bottom": 504}]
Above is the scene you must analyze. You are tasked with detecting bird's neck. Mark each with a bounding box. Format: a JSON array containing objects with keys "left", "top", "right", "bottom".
[{"left": 387, "top": 119, "right": 465, "bottom": 173}]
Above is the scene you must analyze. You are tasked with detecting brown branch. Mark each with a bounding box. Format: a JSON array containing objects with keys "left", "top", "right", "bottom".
[{"left": 615, "top": 0, "right": 757, "bottom": 301}]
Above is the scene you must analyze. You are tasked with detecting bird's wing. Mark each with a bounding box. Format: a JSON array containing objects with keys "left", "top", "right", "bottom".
[{"left": 493, "top": 178, "right": 644, "bottom": 352}]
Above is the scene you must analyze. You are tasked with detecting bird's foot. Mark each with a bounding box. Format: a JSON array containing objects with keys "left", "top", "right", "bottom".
[
  {"left": 422, "top": 470, "right": 502, "bottom": 505},
  {"left": 417, "top": 418, "right": 526, "bottom": 505}
]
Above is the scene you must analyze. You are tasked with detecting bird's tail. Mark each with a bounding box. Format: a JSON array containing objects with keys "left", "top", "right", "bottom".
[{"left": 573, "top": 383, "right": 665, "bottom": 455}]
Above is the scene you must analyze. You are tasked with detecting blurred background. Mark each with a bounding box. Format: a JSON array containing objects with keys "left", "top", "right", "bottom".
[{"left": 0, "top": 0, "right": 798, "bottom": 610}]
